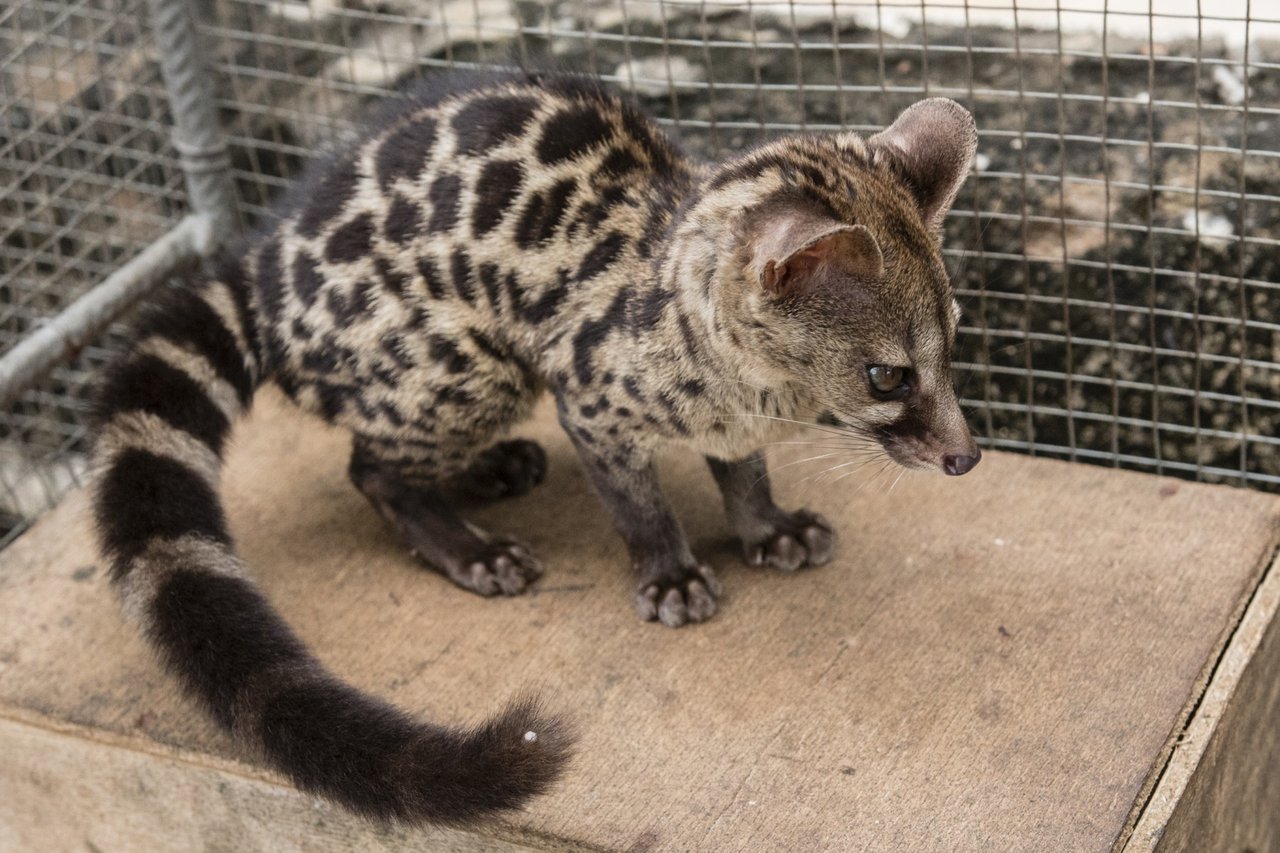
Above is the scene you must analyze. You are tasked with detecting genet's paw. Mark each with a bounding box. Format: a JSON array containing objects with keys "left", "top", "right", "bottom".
[
  {"left": 455, "top": 439, "right": 548, "bottom": 500},
  {"left": 744, "top": 510, "right": 836, "bottom": 572},
  {"left": 634, "top": 562, "right": 722, "bottom": 628},
  {"left": 438, "top": 538, "right": 543, "bottom": 596}
]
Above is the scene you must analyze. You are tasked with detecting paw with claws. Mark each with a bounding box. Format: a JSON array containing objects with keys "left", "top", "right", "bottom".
[
  {"left": 433, "top": 538, "right": 543, "bottom": 596},
  {"left": 743, "top": 510, "right": 836, "bottom": 572},
  {"left": 634, "top": 562, "right": 722, "bottom": 628}
]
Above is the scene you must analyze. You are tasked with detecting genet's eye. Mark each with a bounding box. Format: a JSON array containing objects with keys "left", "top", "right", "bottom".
[{"left": 867, "top": 364, "right": 910, "bottom": 397}]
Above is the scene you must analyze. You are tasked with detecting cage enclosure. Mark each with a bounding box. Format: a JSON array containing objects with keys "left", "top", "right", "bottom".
[
  {"left": 3, "top": 0, "right": 1280, "bottom": 545},
  {"left": 1, "top": 1, "right": 1279, "bottom": 851}
]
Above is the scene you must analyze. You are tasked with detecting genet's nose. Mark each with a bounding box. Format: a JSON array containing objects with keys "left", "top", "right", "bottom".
[{"left": 943, "top": 448, "right": 981, "bottom": 476}]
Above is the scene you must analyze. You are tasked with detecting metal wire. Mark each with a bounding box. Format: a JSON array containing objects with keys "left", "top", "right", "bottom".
[
  {"left": 0, "top": 0, "right": 188, "bottom": 545},
  {"left": 1, "top": 0, "right": 1278, "bottom": 546}
]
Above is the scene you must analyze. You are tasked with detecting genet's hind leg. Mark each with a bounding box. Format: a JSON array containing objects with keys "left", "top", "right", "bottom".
[
  {"left": 349, "top": 442, "right": 543, "bottom": 596},
  {"left": 446, "top": 438, "right": 548, "bottom": 502}
]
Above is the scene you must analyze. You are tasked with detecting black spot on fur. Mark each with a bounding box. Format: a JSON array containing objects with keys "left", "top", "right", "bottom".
[
  {"left": 601, "top": 147, "right": 641, "bottom": 178},
  {"left": 571, "top": 185, "right": 629, "bottom": 236},
  {"left": 537, "top": 103, "right": 612, "bottom": 165},
  {"left": 676, "top": 313, "right": 702, "bottom": 358},
  {"left": 707, "top": 152, "right": 780, "bottom": 191},
  {"left": 376, "top": 114, "right": 437, "bottom": 191},
  {"left": 571, "top": 289, "right": 630, "bottom": 385},
  {"left": 515, "top": 178, "right": 576, "bottom": 248},
  {"left": 97, "top": 355, "right": 232, "bottom": 454},
  {"left": 468, "top": 328, "right": 511, "bottom": 362},
  {"left": 618, "top": 106, "right": 673, "bottom": 174},
  {"left": 315, "top": 382, "right": 350, "bottom": 421},
  {"left": 576, "top": 231, "right": 627, "bottom": 281},
  {"left": 135, "top": 288, "right": 254, "bottom": 406},
  {"left": 375, "top": 257, "right": 410, "bottom": 299},
  {"left": 679, "top": 378, "right": 705, "bottom": 397},
  {"left": 473, "top": 160, "right": 524, "bottom": 237},
  {"left": 326, "top": 213, "right": 375, "bottom": 264},
  {"left": 379, "top": 402, "right": 407, "bottom": 427},
  {"left": 256, "top": 240, "right": 285, "bottom": 322},
  {"left": 622, "top": 376, "right": 645, "bottom": 401},
  {"left": 509, "top": 271, "right": 568, "bottom": 325},
  {"left": 450, "top": 248, "right": 475, "bottom": 304},
  {"left": 95, "top": 450, "right": 231, "bottom": 575},
  {"left": 427, "top": 173, "right": 462, "bottom": 233},
  {"left": 355, "top": 279, "right": 379, "bottom": 315},
  {"left": 657, "top": 392, "right": 691, "bottom": 435},
  {"left": 297, "top": 158, "right": 360, "bottom": 238},
  {"left": 326, "top": 289, "right": 360, "bottom": 326},
  {"left": 417, "top": 257, "right": 447, "bottom": 300},
  {"left": 428, "top": 336, "right": 472, "bottom": 374},
  {"left": 385, "top": 195, "right": 422, "bottom": 245},
  {"left": 477, "top": 263, "right": 504, "bottom": 310},
  {"left": 632, "top": 287, "right": 673, "bottom": 330},
  {"left": 380, "top": 334, "right": 415, "bottom": 370},
  {"left": 514, "top": 194, "right": 545, "bottom": 249},
  {"left": 453, "top": 95, "right": 539, "bottom": 155},
  {"left": 437, "top": 384, "right": 475, "bottom": 406},
  {"left": 302, "top": 346, "right": 339, "bottom": 374},
  {"left": 292, "top": 252, "right": 323, "bottom": 307}
]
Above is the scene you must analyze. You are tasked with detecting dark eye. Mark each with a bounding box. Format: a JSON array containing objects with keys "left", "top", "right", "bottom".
[{"left": 867, "top": 364, "right": 911, "bottom": 398}]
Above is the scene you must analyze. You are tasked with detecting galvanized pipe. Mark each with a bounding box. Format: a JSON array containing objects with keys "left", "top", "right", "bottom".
[
  {"left": 145, "top": 0, "right": 239, "bottom": 241},
  {"left": 0, "top": 215, "right": 211, "bottom": 410}
]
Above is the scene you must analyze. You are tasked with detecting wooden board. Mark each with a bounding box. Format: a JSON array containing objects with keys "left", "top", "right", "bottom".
[{"left": 1, "top": 389, "right": 1277, "bottom": 851}]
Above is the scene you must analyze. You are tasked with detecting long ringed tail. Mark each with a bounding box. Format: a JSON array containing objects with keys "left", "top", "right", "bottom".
[{"left": 89, "top": 264, "right": 572, "bottom": 823}]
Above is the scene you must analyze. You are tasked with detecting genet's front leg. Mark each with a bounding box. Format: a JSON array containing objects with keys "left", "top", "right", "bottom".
[
  {"left": 562, "top": 426, "right": 720, "bottom": 628},
  {"left": 706, "top": 451, "right": 837, "bottom": 571}
]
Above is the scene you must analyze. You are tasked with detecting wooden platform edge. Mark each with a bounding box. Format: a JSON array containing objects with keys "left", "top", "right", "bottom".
[
  {"left": 1122, "top": 543, "right": 1280, "bottom": 853},
  {"left": 0, "top": 711, "right": 608, "bottom": 853}
]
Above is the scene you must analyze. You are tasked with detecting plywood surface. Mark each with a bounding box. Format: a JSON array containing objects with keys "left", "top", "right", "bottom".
[{"left": 1, "top": 389, "right": 1276, "bottom": 852}]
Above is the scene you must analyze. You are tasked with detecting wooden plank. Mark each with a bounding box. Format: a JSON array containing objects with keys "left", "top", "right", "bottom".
[
  {"left": 0, "top": 716, "right": 544, "bottom": 853},
  {"left": 1, "top": 388, "right": 1277, "bottom": 851},
  {"left": 1126, "top": 553, "right": 1280, "bottom": 852}
]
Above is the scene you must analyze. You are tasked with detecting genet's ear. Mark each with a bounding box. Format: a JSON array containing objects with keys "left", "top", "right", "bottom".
[
  {"left": 870, "top": 98, "right": 977, "bottom": 231},
  {"left": 744, "top": 202, "right": 883, "bottom": 298}
]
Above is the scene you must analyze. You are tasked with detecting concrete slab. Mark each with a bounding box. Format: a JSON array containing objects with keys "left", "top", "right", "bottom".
[{"left": 1, "top": 389, "right": 1277, "bottom": 851}]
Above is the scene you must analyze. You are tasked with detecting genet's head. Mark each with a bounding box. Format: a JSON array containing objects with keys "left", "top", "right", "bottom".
[{"left": 718, "top": 98, "right": 980, "bottom": 475}]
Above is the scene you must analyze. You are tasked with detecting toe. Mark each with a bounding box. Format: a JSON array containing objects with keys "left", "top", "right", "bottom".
[
  {"left": 802, "top": 522, "right": 836, "bottom": 565},
  {"left": 685, "top": 579, "right": 718, "bottom": 622},
  {"left": 766, "top": 533, "right": 805, "bottom": 571},
  {"left": 658, "top": 587, "right": 689, "bottom": 627},
  {"left": 467, "top": 561, "right": 500, "bottom": 596}
]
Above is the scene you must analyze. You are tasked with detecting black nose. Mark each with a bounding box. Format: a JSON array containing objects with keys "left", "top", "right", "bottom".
[{"left": 943, "top": 449, "right": 981, "bottom": 476}]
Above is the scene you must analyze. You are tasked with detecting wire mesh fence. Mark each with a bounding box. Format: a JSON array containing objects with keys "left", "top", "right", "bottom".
[
  {"left": 0, "top": 0, "right": 188, "bottom": 545},
  {"left": 2, "top": 0, "right": 1278, "bottom": 544}
]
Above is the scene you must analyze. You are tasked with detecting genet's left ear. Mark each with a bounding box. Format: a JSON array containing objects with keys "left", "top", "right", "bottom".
[
  {"left": 743, "top": 200, "right": 883, "bottom": 298},
  {"left": 870, "top": 98, "right": 977, "bottom": 231}
]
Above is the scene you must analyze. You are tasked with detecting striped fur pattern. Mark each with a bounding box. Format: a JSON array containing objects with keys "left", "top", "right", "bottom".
[{"left": 91, "top": 71, "right": 978, "bottom": 823}]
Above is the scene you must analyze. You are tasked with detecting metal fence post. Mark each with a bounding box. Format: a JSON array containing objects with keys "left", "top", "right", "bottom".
[{"left": 145, "top": 0, "right": 239, "bottom": 249}]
